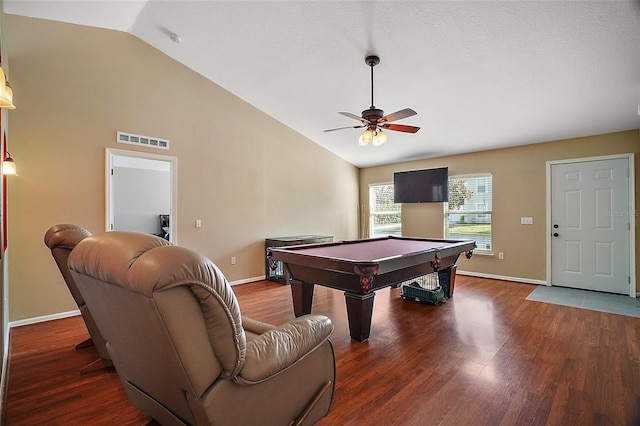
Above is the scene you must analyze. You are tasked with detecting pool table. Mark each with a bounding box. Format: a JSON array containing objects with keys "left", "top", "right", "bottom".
[{"left": 268, "top": 236, "right": 475, "bottom": 341}]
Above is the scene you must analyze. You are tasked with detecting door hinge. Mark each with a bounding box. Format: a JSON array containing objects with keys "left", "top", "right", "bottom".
[
  {"left": 110, "top": 223, "right": 114, "bottom": 231},
  {"left": 111, "top": 168, "right": 114, "bottom": 176}
]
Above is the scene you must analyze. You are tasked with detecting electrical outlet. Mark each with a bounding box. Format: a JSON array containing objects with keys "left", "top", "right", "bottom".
[
  {"left": 231, "top": 256, "right": 236, "bottom": 265},
  {"left": 498, "top": 252, "right": 504, "bottom": 260},
  {"left": 195, "top": 219, "right": 202, "bottom": 228},
  {"left": 520, "top": 217, "right": 534, "bottom": 225}
]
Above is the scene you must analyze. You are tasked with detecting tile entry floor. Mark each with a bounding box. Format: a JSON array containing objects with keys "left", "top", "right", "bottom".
[{"left": 526, "top": 285, "right": 640, "bottom": 318}]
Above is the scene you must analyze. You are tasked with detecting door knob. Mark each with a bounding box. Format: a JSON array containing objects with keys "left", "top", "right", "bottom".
[
  {"left": 553, "top": 232, "right": 559, "bottom": 237},
  {"left": 553, "top": 224, "right": 559, "bottom": 228}
]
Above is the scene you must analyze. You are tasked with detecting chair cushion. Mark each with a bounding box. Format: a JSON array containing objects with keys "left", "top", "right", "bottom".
[
  {"left": 236, "top": 314, "right": 333, "bottom": 385},
  {"left": 69, "top": 231, "right": 247, "bottom": 377}
]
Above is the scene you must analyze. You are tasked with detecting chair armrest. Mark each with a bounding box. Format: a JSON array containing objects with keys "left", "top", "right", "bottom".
[
  {"left": 242, "top": 316, "right": 276, "bottom": 335},
  {"left": 234, "top": 314, "right": 333, "bottom": 385}
]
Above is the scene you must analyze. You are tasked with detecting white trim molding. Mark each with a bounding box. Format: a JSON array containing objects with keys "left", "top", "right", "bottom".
[
  {"left": 457, "top": 270, "right": 546, "bottom": 286},
  {"left": 229, "top": 276, "right": 266, "bottom": 286},
  {"left": 9, "top": 309, "right": 80, "bottom": 328},
  {"left": 8, "top": 277, "right": 267, "bottom": 327},
  {"left": 105, "top": 148, "right": 178, "bottom": 244}
]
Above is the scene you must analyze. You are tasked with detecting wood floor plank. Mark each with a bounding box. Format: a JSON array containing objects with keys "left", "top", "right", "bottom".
[{"left": 4, "top": 276, "right": 640, "bottom": 425}]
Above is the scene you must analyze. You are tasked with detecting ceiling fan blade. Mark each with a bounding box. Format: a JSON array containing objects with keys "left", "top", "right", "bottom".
[
  {"left": 324, "top": 125, "right": 366, "bottom": 132},
  {"left": 338, "top": 111, "right": 366, "bottom": 122},
  {"left": 380, "top": 108, "right": 417, "bottom": 123},
  {"left": 380, "top": 123, "right": 420, "bottom": 133}
]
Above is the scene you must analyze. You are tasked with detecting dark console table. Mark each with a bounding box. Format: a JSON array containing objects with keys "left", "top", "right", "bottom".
[{"left": 265, "top": 235, "right": 333, "bottom": 283}]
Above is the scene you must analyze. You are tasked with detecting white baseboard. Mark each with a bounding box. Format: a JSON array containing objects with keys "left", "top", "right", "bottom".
[
  {"left": 7, "top": 273, "right": 543, "bottom": 328},
  {"left": 457, "top": 270, "right": 546, "bottom": 286},
  {"left": 9, "top": 309, "right": 80, "bottom": 328},
  {"left": 229, "top": 275, "right": 265, "bottom": 286},
  {"left": 7, "top": 276, "right": 268, "bottom": 328}
]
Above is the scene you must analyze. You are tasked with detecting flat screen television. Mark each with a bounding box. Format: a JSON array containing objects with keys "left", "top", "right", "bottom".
[{"left": 393, "top": 167, "right": 448, "bottom": 203}]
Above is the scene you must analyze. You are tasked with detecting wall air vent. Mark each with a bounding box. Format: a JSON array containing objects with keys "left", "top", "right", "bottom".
[{"left": 117, "top": 131, "right": 169, "bottom": 150}]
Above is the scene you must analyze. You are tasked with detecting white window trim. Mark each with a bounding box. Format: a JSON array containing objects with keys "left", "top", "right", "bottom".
[
  {"left": 369, "top": 182, "right": 401, "bottom": 238},
  {"left": 445, "top": 173, "right": 493, "bottom": 254}
]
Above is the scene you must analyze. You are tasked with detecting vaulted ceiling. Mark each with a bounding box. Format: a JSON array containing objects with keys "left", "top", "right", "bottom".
[{"left": 5, "top": 0, "right": 640, "bottom": 167}]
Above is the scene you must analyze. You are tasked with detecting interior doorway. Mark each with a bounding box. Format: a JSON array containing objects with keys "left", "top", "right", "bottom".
[
  {"left": 105, "top": 148, "right": 178, "bottom": 243},
  {"left": 547, "top": 154, "right": 634, "bottom": 295}
]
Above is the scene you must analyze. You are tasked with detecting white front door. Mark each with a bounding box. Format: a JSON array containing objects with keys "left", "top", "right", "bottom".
[{"left": 550, "top": 157, "right": 631, "bottom": 294}]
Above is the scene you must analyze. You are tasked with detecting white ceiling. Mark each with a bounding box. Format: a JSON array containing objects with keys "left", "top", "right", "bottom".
[{"left": 5, "top": 0, "right": 640, "bottom": 168}]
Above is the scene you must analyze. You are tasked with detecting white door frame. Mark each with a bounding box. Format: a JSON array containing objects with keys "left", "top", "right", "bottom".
[
  {"left": 105, "top": 148, "right": 178, "bottom": 244},
  {"left": 546, "top": 153, "right": 635, "bottom": 296}
]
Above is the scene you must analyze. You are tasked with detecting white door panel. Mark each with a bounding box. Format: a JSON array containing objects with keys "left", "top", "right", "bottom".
[{"left": 550, "top": 157, "right": 630, "bottom": 294}]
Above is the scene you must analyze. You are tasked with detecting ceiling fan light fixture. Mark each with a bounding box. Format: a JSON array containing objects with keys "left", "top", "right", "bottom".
[
  {"left": 324, "top": 54, "right": 419, "bottom": 144},
  {"left": 373, "top": 130, "right": 387, "bottom": 146},
  {"left": 361, "top": 128, "right": 374, "bottom": 145}
]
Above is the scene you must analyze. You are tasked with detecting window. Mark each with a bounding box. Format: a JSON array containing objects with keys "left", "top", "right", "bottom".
[
  {"left": 445, "top": 174, "right": 492, "bottom": 253},
  {"left": 369, "top": 184, "right": 401, "bottom": 237}
]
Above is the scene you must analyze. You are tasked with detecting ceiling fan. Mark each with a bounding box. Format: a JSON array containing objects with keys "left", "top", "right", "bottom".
[{"left": 324, "top": 55, "right": 420, "bottom": 146}]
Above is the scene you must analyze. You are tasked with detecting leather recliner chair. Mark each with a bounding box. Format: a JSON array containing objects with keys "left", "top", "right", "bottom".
[
  {"left": 68, "top": 231, "right": 335, "bottom": 426},
  {"left": 44, "top": 224, "right": 112, "bottom": 373}
]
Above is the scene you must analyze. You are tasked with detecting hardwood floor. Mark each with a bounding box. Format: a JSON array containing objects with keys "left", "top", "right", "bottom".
[{"left": 5, "top": 276, "right": 640, "bottom": 425}]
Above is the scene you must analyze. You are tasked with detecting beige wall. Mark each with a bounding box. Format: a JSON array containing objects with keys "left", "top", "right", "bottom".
[
  {"left": 5, "top": 16, "right": 359, "bottom": 321},
  {"left": 360, "top": 130, "right": 640, "bottom": 283},
  {"left": 5, "top": 15, "right": 639, "bottom": 322}
]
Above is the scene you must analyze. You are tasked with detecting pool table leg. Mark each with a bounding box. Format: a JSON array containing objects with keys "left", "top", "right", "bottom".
[
  {"left": 344, "top": 292, "right": 375, "bottom": 342},
  {"left": 290, "top": 279, "right": 315, "bottom": 316}
]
